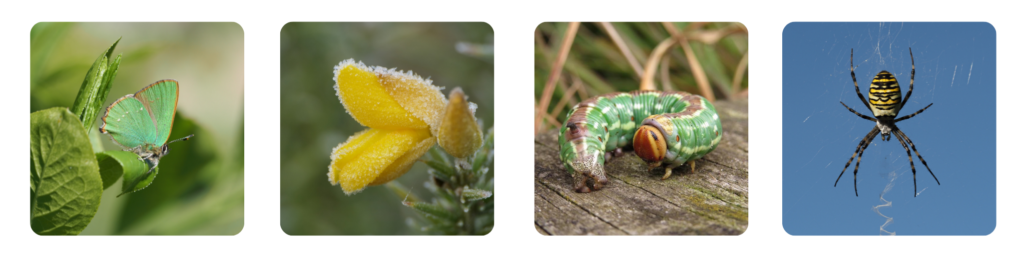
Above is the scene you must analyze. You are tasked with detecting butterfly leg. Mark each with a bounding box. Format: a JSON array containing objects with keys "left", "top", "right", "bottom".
[
  {"left": 143, "top": 155, "right": 161, "bottom": 177},
  {"left": 144, "top": 162, "right": 158, "bottom": 177}
]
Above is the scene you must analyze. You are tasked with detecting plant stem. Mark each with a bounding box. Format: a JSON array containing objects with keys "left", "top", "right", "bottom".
[
  {"left": 536, "top": 22, "right": 580, "bottom": 135},
  {"left": 454, "top": 158, "right": 475, "bottom": 234}
]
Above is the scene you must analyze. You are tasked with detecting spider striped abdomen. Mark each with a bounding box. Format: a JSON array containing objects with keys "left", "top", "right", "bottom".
[{"left": 868, "top": 71, "right": 903, "bottom": 118}]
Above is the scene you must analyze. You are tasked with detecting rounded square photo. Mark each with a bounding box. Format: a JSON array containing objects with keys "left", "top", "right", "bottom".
[
  {"left": 280, "top": 22, "right": 494, "bottom": 235},
  {"left": 29, "top": 22, "right": 244, "bottom": 235},
  {"left": 534, "top": 22, "right": 748, "bottom": 235},
  {"left": 782, "top": 22, "right": 996, "bottom": 235}
]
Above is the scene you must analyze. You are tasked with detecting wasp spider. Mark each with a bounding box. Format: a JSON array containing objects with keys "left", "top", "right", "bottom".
[{"left": 834, "top": 48, "right": 939, "bottom": 197}]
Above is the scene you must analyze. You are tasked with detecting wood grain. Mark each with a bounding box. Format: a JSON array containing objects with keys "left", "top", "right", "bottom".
[{"left": 535, "top": 99, "right": 748, "bottom": 235}]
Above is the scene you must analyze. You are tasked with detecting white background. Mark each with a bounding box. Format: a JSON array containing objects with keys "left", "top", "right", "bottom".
[{"left": 3, "top": 0, "right": 1018, "bottom": 256}]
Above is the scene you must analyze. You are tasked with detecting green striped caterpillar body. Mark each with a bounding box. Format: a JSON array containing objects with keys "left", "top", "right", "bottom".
[{"left": 557, "top": 90, "right": 723, "bottom": 193}]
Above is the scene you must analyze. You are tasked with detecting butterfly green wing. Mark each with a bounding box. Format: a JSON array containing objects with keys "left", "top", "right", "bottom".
[
  {"left": 100, "top": 95, "right": 159, "bottom": 149},
  {"left": 132, "top": 79, "right": 180, "bottom": 146}
]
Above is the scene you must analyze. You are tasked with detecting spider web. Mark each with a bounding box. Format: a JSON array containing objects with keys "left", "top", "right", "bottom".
[{"left": 787, "top": 22, "right": 981, "bottom": 234}]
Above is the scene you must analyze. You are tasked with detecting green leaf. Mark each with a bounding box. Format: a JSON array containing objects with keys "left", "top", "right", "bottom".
[
  {"left": 460, "top": 187, "right": 492, "bottom": 202},
  {"left": 472, "top": 128, "right": 494, "bottom": 172},
  {"left": 30, "top": 107, "right": 103, "bottom": 235},
  {"left": 385, "top": 181, "right": 419, "bottom": 203},
  {"left": 483, "top": 127, "right": 494, "bottom": 150},
  {"left": 95, "top": 151, "right": 149, "bottom": 191},
  {"left": 471, "top": 147, "right": 487, "bottom": 173},
  {"left": 115, "top": 113, "right": 218, "bottom": 233},
  {"left": 423, "top": 158, "right": 455, "bottom": 180},
  {"left": 69, "top": 38, "right": 121, "bottom": 129},
  {"left": 100, "top": 53, "right": 122, "bottom": 103},
  {"left": 402, "top": 201, "right": 459, "bottom": 221},
  {"left": 471, "top": 150, "right": 487, "bottom": 172},
  {"left": 427, "top": 146, "right": 449, "bottom": 167},
  {"left": 117, "top": 162, "right": 159, "bottom": 197}
]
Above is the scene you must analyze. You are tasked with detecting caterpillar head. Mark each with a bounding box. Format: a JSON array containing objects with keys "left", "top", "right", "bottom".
[{"left": 633, "top": 124, "right": 667, "bottom": 167}]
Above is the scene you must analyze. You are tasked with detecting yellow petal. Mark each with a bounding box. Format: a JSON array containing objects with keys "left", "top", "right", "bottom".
[
  {"left": 334, "top": 59, "right": 447, "bottom": 132},
  {"left": 436, "top": 87, "right": 483, "bottom": 158},
  {"left": 328, "top": 128, "right": 433, "bottom": 194},
  {"left": 370, "top": 135, "right": 436, "bottom": 186}
]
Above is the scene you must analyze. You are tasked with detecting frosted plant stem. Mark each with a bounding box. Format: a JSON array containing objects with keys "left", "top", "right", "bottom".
[{"left": 455, "top": 157, "right": 474, "bottom": 235}]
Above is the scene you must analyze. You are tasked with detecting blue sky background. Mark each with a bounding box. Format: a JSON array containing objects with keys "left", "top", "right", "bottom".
[{"left": 782, "top": 23, "right": 996, "bottom": 235}]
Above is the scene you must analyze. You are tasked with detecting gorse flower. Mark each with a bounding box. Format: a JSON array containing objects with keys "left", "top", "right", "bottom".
[
  {"left": 437, "top": 88, "right": 483, "bottom": 159},
  {"left": 329, "top": 59, "right": 482, "bottom": 194}
]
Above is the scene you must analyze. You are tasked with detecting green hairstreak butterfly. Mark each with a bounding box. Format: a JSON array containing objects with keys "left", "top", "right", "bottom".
[{"left": 100, "top": 79, "right": 194, "bottom": 175}]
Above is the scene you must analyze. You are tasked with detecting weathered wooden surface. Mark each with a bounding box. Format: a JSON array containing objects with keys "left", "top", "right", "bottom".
[{"left": 535, "top": 99, "right": 748, "bottom": 235}]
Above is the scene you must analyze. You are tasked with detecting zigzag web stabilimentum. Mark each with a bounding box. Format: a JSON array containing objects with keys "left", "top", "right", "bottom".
[{"left": 872, "top": 170, "right": 897, "bottom": 235}]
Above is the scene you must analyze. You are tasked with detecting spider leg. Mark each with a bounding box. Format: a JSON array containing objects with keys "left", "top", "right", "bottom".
[
  {"left": 894, "top": 103, "right": 933, "bottom": 123},
  {"left": 835, "top": 127, "right": 880, "bottom": 196},
  {"left": 892, "top": 128, "right": 919, "bottom": 197},
  {"left": 841, "top": 101, "right": 877, "bottom": 122},
  {"left": 895, "top": 128, "right": 939, "bottom": 186},
  {"left": 902, "top": 47, "right": 915, "bottom": 107},
  {"left": 850, "top": 49, "right": 872, "bottom": 110},
  {"left": 835, "top": 135, "right": 866, "bottom": 187},
  {"left": 851, "top": 128, "right": 881, "bottom": 197}
]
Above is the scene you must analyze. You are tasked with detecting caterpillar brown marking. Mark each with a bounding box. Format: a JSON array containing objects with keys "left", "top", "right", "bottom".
[{"left": 557, "top": 90, "right": 723, "bottom": 193}]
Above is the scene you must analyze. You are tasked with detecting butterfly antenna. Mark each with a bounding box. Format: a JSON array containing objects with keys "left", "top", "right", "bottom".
[{"left": 169, "top": 134, "right": 195, "bottom": 144}]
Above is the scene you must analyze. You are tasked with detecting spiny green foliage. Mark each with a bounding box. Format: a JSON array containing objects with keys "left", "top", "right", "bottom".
[{"left": 390, "top": 128, "right": 494, "bottom": 235}]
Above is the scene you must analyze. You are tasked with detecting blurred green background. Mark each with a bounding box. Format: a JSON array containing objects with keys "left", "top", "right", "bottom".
[
  {"left": 30, "top": 22, "right": 244, "bottom": 235},
  {"left": 535, "top": 22, "right": 748, "bottom": 133},
  {"left": 280, "top": 22, "right": 494, "bottom": 235}
]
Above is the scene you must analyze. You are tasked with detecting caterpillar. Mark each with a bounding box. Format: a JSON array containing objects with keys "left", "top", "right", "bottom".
[{"left": 557, "top": 90, "right": 723, "bottom": 193}]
